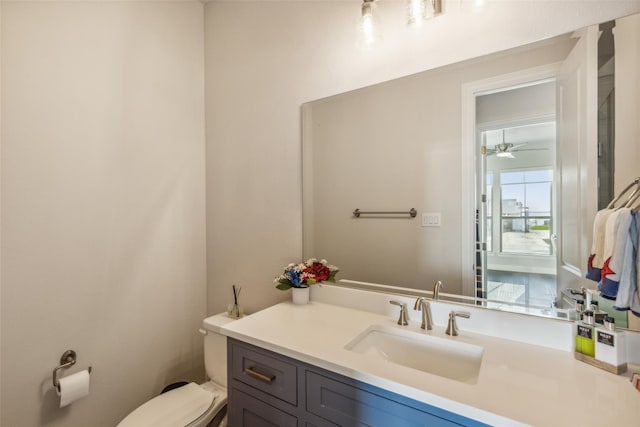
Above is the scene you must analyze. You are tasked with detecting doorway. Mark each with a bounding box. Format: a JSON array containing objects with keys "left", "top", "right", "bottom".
[{"left": 476, "top": 82, "right": 558, "bottom": 308}]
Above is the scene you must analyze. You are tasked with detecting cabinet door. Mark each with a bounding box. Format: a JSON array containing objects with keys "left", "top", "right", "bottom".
[
  {"left": 306, "top": 371, "right": 466, "bottom": 427},
  {"left": 228, "top": 388, "right": 297, "bottom": 427}
]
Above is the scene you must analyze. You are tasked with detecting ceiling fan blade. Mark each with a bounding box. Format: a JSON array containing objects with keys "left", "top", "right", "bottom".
[{"left": 513, "top": 147, "right": 550, "bottom": 152}]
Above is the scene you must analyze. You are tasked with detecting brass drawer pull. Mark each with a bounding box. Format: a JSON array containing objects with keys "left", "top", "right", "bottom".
[{"left": 245, "top": 367, "right": 275, "bottom": 383}]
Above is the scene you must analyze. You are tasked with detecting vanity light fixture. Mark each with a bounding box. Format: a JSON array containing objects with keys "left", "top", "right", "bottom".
[
  {"left": 407, "top": 0, "right": 443, "bottom": 27},
  {"left": 358, "top": 0, "right": 445, "bottom": 48},
  {"left": 357, "top": 0, "right": 383, "bottom": 49}
]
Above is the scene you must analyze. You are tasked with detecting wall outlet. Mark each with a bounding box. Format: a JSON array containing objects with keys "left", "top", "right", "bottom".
[{"left": 421, "top": 212, "right": 441, "bottom": 227}]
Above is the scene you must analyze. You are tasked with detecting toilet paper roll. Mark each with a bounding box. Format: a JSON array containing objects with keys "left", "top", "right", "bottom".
[{"left": 56, "top": 369, "right": 90, "bottom": 408}]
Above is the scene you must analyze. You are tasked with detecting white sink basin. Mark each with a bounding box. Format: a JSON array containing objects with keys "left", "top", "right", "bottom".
[{"left": 344, "top": 325, "right": 484, "bottom": 384}]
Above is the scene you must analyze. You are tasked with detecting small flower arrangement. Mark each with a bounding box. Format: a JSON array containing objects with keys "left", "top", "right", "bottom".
[{"left": 275, "top": 258, "right": 339, "bottom": 290}]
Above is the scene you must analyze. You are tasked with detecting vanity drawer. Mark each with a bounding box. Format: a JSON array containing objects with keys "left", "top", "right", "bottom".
[{"left": 230, "top": 340, "right": 298, "bottom": 405}]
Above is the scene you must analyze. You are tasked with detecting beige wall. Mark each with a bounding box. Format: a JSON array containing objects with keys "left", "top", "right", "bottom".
[{"left": 1, "top": 2, "right": 206, "bottom": 426}]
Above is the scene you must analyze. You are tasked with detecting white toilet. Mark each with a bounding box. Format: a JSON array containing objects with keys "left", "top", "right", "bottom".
[{"left": 117, "top": 313, "right": 235, "bottom": 427}]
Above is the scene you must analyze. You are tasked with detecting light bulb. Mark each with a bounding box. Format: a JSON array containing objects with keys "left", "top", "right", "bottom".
[
  {"left": 468, "top": 0, "right": 486, "bottom": 13},
  {"left": 357, "top": 0, "right": 382, "bottom": 49},
  {"left": 407, "top": 0, "right": 428, "bottom": 27},
  {"left": 474, "top": 0, "right": 486, "bottom": 8}
]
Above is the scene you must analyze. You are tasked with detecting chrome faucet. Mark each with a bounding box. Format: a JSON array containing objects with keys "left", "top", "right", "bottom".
[
  {"left": 413, "top": 297, "right": 433, "bottom": 330},
  {"left": 432, "top": 280, "right": 443, "bottom": 300},
  {"left": 389, "top": 300, "right": 409, "bottom": 326},
  {"left": 445, "top": 311, "right": 470, "bottom": 336}
]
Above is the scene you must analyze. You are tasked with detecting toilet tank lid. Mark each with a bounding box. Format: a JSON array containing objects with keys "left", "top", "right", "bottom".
[
  {"left": 117, "top": 383, "right": 215, "bottom": 427},
  {"left": 202, "top": 312, "right": 240, "bottom": 334}
]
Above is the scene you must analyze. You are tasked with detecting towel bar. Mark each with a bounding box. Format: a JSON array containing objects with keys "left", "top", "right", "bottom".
[{"left": 353, "top": 208, "right": 417, "bottom": 218}]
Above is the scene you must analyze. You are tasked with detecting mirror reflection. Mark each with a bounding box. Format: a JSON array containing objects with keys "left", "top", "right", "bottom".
[{"left": 302, "top": 12, "right": 640, "bottom": 330}]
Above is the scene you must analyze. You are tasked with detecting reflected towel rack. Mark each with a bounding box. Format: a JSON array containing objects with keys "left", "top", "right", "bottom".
[
  {"left": 607, "top": 177, "right": 640, "bottom": 209},
  {"left": 353, "top": 208, "right": 417, "bottom": 218}
]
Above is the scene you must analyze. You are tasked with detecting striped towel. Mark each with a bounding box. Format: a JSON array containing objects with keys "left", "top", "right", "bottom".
[
  {"left": 614, "top": 212, "right": 639, "bottom": 316},
  {"left": 599, "top": 208, "right": 633, "bottom": 299}
]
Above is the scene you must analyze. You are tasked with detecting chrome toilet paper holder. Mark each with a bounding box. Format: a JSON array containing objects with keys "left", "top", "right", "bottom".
[{"left": 53, "top": 350, "right": 92, "bottom": 391}]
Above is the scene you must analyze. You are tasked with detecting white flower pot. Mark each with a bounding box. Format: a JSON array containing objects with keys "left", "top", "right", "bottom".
[{"left": 291, "top": 287, "right": 310, "bottom": 305}]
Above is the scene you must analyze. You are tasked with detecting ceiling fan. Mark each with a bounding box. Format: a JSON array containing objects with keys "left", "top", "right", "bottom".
[
  {"left": 485, "top": 129, "right": 547, "bottom": 159},
  {"left": 490, "top": 142, "right": 521, "bottom": 158}
]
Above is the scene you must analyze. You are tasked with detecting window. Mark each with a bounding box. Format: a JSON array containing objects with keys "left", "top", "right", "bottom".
[
  {"left": 500, "top": 170, "right": 553, "bottom": 255},
  {"left": 485, "top": 172, "right": 492, "bottom": 252}
]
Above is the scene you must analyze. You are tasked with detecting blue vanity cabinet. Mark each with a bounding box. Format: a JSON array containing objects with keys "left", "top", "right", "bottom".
[{"left": 227, "top": 338, "right": 488, "bottom": 427}]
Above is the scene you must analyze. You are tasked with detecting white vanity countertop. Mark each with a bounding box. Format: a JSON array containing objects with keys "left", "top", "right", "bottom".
[{"left": 220, "top": 301, "right": 640, "bottom": 427}]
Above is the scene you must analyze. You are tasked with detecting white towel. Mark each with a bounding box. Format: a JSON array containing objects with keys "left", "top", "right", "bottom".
[
  {"left": 591, "top": 209, "right": 615, "bottom": 267},
  {"left": 587, "top": 209, "right": 615, "bottom": 281},
  {"left": 599, "top": 208, "right": 633, "bottom": 298}
]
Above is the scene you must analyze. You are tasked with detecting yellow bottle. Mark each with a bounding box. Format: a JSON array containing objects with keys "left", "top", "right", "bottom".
[{"left": 575, "top": 311, "right": 595, "bottom": 357}]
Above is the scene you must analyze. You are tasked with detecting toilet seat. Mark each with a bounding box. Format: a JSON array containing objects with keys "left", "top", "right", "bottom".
[{"left": 117, "top": 382, "right": 227, "bottom": 427}]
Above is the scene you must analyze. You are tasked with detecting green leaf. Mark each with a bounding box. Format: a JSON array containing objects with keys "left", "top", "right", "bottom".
[{"left": 276, "top": 283, "right": 292, "bottom": 291}]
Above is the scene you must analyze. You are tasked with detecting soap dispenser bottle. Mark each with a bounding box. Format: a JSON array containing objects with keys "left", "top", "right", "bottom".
[
  {"left": 589, "top": 301, "right": 606, "bottom": 324},
  {"left": 595, "top": 316, "right": 627, "bottom": 373},
  {"left": 575, "top": 310, "right": 595, "bottom": 357},
  {"left": 573, "top": 299, "right": 585, "bottom": 321}
]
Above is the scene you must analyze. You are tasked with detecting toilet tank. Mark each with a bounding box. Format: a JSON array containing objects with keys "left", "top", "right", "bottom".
[{"left": 201, "top": 313, "right": 238, "bottom": 387}]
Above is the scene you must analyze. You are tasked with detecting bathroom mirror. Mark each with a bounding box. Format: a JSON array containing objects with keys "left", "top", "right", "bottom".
[{"left": 302, "top": 12, "right": 640, "bottom": 330}]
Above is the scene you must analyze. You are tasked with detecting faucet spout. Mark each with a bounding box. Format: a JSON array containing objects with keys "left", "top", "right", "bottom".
[
  {"left": 432, "top": 280, "right": 443, "bottom": 300},
  {"left": 413, "top": 297, "right": 433, "bottom": 330}
]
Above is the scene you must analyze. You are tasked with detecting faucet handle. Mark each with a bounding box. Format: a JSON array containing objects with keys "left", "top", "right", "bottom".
[
  {"left": 446, "top": 311, "right": 470, "bottom": 336},
  {"left": 389, "top": 300, "right": 409, "bottom": 326}
]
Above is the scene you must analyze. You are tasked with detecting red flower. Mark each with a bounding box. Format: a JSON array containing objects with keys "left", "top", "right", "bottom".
[{"left": 306, "top": 262, "right": 331, "bottom": 282}]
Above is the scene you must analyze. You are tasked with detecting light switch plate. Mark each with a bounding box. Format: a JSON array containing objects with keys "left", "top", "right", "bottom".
[{"left": 421, "top": 212, "right": 441, "bottom": 227}]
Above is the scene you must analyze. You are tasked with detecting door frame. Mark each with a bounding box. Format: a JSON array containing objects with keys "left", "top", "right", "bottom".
[{"left": 460, "top": 63, "right": 561, "bottom": 297}]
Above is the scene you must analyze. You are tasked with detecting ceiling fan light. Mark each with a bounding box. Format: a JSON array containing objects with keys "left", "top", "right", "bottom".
[{"left": 496, "top": 151, "right": 514, "bottom": 159}]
